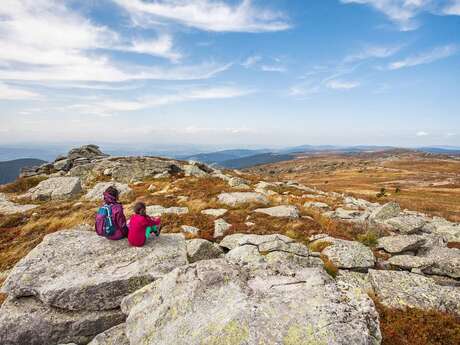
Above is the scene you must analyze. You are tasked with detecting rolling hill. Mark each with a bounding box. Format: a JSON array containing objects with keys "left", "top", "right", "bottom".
[{"left": 0, "top": 159, "right": 47, "bottom": 184}]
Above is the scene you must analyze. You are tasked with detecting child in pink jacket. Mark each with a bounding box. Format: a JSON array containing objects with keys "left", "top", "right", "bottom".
[{"left": 128, "top": 202, "right": 161, "bottom": 247}]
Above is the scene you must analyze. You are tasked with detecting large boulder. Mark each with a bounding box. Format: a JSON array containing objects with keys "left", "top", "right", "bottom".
[
  {"left": 214, "top": 218, "right": 232, "bottom": 238},
  {"left": 0, "top": 296, "right": 125, "bottom": 345},
  {"left": 376, "top": 235, "right": 426, "bottom": 253},
  {"left": 120, "top": 259, "right": 381, "bottom": 345},
  {"left": 318, "top": 237, "right": 375, "bottom": 270},
  {"left": 0, "top": 193, "right": 37, "bottom": 215},
  {"left": 84, "top": 182, "right": 132, "bottom": 201},
  {"left": 368, "top": 270, "right": 460, "bottom": 315},
  {"left": 369, "top": 202, "right": 401, "bottom": 221},
  {"left": 254, "top": 205, "right": 300, "bottom": 218},
  {"left": 385, "top": 215, "right": 427, "bottom": 234},
  {"left": 419, "top": 246, "right": 460, "bottom": 279},
  {"left": 2, "top": 230, "right": 188, "bottom": 311},
  {"left": 217, "top": 192, "right": 269, "bottom": 207},
  {"left": 24, "top": 177, "right": 82, "bottom": 200}
]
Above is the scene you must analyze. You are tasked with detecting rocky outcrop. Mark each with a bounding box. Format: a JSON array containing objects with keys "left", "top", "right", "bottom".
[
  {"left": 84, "top": 182, "right": 132, "bottom": 201},
  {"left": 2, "top": 230, "right": 187, "bottom": 311},
  {"left": 120, "top": 259, "right": 381, "bottom": 345},
  {"left": 368, "top": 270, "right": 460, "bottom": 315},
  {"left": 385, "top": 215, "right": 427, "bottom": 234},
  {"left": 23, "top": 177, "right": 82, "bottom": 200},
  {"left": 254, "top": 205, "right": 300, "bottom": 218},
  {"left": 217, "top": 192, "right": 269, "bottom": 207},
  {"left": 0, "top": 193, "right": 37, "bottom": 215}
]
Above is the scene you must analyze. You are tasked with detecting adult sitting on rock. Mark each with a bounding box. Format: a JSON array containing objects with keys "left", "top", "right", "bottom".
[{"left": 95, "top": 186, "right": 128, "bottom": 240}]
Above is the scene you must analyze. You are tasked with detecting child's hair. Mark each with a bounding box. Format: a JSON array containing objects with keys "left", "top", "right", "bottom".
[
  {"left": 105, "top": 186, "right": 119, "bottom": 199},
  {"left": 133, "top": 202, "right": 147, "bottom": 215}
]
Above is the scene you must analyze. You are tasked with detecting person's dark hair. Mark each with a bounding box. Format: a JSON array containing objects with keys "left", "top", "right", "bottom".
[
  {"left": 133, "top": 202, "right": 146, "bottom": 215},
  {"left": 105, "top": 186, "right": 119, "bottom": 200}
]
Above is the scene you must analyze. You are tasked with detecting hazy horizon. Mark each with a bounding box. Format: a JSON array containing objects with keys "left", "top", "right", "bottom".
[{"left": 0, "top": 1, "right": 459, "bottom": 146}]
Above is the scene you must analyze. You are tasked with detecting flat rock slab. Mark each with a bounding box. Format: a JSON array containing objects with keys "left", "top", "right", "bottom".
[
  {"left": 24, "top": 177, "right": 82, "bottom": 200},
  {"left": 385, "top": 215, "right": 427, "bottom": 234},
  {"left": 0, "top": 193, "right": 37, "bottom": 215},
  {"left": 420, "top": 246, "right": 460, "bottom": 279},
  {"left": 0, "top": 296, "right": 125, "bottom": 345},
  {"left": 88, "top": 324, "right": 129, "bottom": 345},
  {"left": 368, "top": 269, "right": 460, "bottom": 315},
  {"left": 2, "top": 230, "right": 187, "bottom": 311},
  {"left": 322, "top": 238, "right": 375, "bottom": 270},
  {"left": 84, "top": 182, "right": 132, "bottom": 201},
  {"left": 254, "top": 205, "right": 300, "bottom": 218},
  {"left": 120, "top": 259, "right": 381, "bottom": 345},
  {"left": 217, "top": 192, "right": 269, "bottom": 207},
  {"left": 377, "top": 235, "right": 426, "bottom": 253},
  {"left": 201, "top": 208, "right": 228, "bottom": 217},
  {"left": 369, "top": 202, "right": 401, "bottom": 221}
]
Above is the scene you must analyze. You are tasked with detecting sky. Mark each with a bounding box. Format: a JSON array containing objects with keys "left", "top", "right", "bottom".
[{"left": 0, "top": 0, "right": 459, "bottom": 148}]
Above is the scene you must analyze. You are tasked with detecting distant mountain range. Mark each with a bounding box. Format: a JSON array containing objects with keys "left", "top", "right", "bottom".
[{"left": 0, "top": 158, "right": 47, "bottom": 184}]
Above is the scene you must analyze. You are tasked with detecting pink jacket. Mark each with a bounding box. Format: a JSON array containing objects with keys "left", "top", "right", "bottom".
[{"left": 128, "top": 214, "right": 160, "bottom": 247}]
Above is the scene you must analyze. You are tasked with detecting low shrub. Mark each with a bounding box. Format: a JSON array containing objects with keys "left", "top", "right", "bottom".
[{"left": 357, "top": 230, "right": 379, "bottom": 247}]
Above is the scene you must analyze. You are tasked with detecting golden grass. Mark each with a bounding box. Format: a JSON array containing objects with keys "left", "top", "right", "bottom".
[
  {"left": 373, "top": 298, "right": 460, "bottom": 345},
  {"left": 308, "top": 240, "right": 332, "bottom": 253},
  {"left": 0, "top": 176, "right": 48, "bottom": 193},
  {"left": 320, "top": 254, "right": 338, "bottom": 278}
]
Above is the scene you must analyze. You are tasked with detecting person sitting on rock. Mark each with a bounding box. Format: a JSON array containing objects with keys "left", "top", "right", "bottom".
[
  {"left": 128, "top": 202, "right": 161, "bottom": 247},
  {"left": 95, "top": 186, "right": 129, "bottom": 240}
]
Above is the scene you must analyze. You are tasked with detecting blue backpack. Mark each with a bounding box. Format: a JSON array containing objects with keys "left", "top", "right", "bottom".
[{"left": 96, "top": 204, "right": 116, "bottom": 237}]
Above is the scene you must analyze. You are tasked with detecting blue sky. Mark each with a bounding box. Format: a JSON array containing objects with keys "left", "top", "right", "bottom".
[{"left": 0, "top": 0, "right": 459, "bottom": 147}]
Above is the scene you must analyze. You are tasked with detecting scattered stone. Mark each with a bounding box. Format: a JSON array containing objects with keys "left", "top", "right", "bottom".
[
  {"left": 228, "top": 177, "right": 250, "bottom": 189},
  {"left": 368, "top": 269, "right": 460, "bottom": 315},
  {"left": 254, "top": 205, "right": 300, "bottom": 218},
  {"left": 377, "top": 235, "right": 426, "bottom": 253},
  {"left": 329, "top": 208, "right": 364, "bottom": 220},
  {"left": 146, "top": 205, "right": 189, "bottom": 216},
  {"left": 369, "top": 202, "right": 401, "bottom": 221},
  {"left": 186, "top": 239, "right": 224, "bottom": 263},
  {"left": 120, "top": 259, "right": 381, "bottom": 345},
  {"left": 181, "top": 225, "right": 200, "bottom": 236},
  {"left": 201, "top": 208, "right": 228, "bottom": 217},
  {"left": 183, "top": 164, "right": 208, "bottom": 177},
  {"left": 2, "top": 230, "right": 188, "bottom": 311},
  {"left": 214, "top": 218, "right": 231, "bottom": 238},
  {"left": 84, "top": 182, "right": 132, "bottom": 201},
  {"left": 304, "top": 201, "right": 330, "bottom": 209},
  {"left": 24, "top": 177, "right": 82, "bottom": 201},
  {"left": 217, "top": 192, "right": 269, "bottom": 207},
  {"left": 88, "top": 323, "right": 129, "bottom": 345}
]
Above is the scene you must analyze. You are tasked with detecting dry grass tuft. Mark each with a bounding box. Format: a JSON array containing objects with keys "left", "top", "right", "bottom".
[
  {"left": 373, "top": 298, "right": 460, "bottom": 345},
  {"left": 309, "top": 240, "right": 332, "bottom": 253},
  {"left": 0, "top": 176, "right": 48, "bottom": 194},
  {"left": 0, "top": 213, "right": 28, "bottom": 228},
  {"left": 447, "top": 242, "right": 460, "bottom": 249},
  {"left": 320, "top": 254, "right": 338, "bottom": 278},
  {"left": 357, "top": 229, "right": 380, "bottom": 247},
  {"left": 0, "top": 277, "right": 5, "bottom": 306}
]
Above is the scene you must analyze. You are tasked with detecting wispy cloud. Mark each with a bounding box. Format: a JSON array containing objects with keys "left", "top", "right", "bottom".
[
  {"left": 67, "top": 86, "right": 254, "bottom": 117},
  {"left": 241, "top": 55, "right": 287, "bottom": 72},
  {"left": 416, "top": 131, "right": 429, "bottom": 136},
  {"left": 341, "top": 0, "right": 460, "bottom": 31},
  {"left": 388, "top": 45, "right": 458, "bottom": 70},
  {"left": 344, "top": 45, "right": 402, "bottom": 63},
  {"left": 113, "top": 0, "right": 291, "bottom": 32},
  {"left": 326, "top": 79, "right": 360, "bottom": 90},
  {"left": 115, "top": 34, "right": 182, "bottom": 62},
  {"left": 242, "top": 55, "right": 262, "bottom": 68},
  {"left": 0, "top": 83, "right": 41, "bottom": 100}
]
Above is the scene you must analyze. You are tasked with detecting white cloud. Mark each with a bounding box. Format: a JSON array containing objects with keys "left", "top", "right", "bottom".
[
  {"left": 113, "top": 0, "right": 291, "bottom": 32},
  {"left": 341, "top": 0, "right": 460, "bottom": 30},
  {"left": 344, "top": 45, "right": 402, "bottom": 63},
  {"left": 0, "top": 83, "right": 41, "bottom": 100},
  {"left": 326, "top": 79, "right": 360, "bottom": 90},
  {"left": 388, "top": 45, "right": 458, "bottom": 70},
  {"left": 416, "top": 131, "right": 429, "bottom": 136},
  {"left": 67, "top": 86, "right": 253, "bottom": 116},
  {"left": 260, "top": 65, "right": 287, "bottom": 72},
  {"left": 0, "top": 1, "right": 228, "bottom": 84}
]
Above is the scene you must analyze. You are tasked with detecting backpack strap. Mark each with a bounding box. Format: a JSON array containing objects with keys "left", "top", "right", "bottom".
[{"left": 102, "top": 204, "right": 113, "bottom": 228}]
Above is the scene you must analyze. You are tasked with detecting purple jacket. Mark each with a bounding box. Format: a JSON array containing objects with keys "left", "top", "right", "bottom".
[{"left": 95, "top": 192, "right": 128, "bottom": 240}]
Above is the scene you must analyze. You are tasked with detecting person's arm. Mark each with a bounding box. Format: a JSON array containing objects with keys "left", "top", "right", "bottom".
[{"left": 114, "top": 208, "right": 128, "bottom": 236}]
